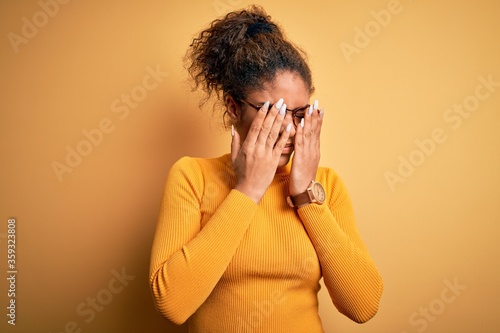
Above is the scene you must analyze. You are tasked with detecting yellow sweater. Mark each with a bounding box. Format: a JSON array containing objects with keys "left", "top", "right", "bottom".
[{"left": 149, "top": 154, "right": 383, "bottom": 332}]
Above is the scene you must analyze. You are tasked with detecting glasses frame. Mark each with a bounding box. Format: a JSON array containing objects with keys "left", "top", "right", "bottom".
[{"left": 240, "top": 99, "right": 310, "bottom": 127}]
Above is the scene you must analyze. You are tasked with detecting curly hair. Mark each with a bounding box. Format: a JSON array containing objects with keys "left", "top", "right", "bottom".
[{"left": 184, "top": 5, "right": 314, "bottom": 124}]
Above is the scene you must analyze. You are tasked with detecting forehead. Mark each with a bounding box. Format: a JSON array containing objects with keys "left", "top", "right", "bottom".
[{"left": 247, "top": 70, "right": 310, "bottom": 108}]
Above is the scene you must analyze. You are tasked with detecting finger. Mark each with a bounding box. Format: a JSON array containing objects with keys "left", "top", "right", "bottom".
[
  {"left": 316, "top": 107, "right": 324, "bottom": 140},
  {"left": 244, "top": 101, "right": 270, "bottom": 146},
  {"left": 303, "top": 100, "right": 320, "bottom": 146},
  {"left": 300, "top": 104, "right": 313, "bottom": 145},
  {"left": 230, "top": 125, "right": 240, "bottom": 164},
  {"left": 256, "top": 98, "right": 283, "bottom": 146},
  {"left": 294, "top": 116, "right": 304, "bottom": 151},
  {"left": 273, "top": 122, "right": 293, "bottom": 156},
  {"left": 309, "top": 100, "right": 320, "bottom": 143},
  {"left": 266, "top": 102, "right": 287, "bottom": 149},
  {"left": 313, "top": 108, "right": 323, "bottom": 153}
]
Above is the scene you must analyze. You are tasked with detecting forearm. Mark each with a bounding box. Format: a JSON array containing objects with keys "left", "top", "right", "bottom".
[
  {"left": 298, "top": 204, "right": 383, "bottom": 323},
  {"left": 149, "top": 189, "right": 257, "bottom": 324}
]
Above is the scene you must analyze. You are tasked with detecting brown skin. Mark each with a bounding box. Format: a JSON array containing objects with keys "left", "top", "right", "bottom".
[{"left": 227, "top": 70, "right": 324, "bottom": 204}]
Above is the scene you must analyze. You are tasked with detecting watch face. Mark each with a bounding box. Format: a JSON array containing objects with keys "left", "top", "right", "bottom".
[{"left": 312, "top": 182, "right": 326, "bottom": 203}]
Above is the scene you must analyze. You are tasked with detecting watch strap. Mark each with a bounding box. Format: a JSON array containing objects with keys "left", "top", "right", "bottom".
[{"left": 288, "top": 191, "right": 312, "bottom": 208}]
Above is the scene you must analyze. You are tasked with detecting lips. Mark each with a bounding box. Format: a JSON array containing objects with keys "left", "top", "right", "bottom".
[{"left": 282, "top": 142, "right": 294, "bottom": 154}]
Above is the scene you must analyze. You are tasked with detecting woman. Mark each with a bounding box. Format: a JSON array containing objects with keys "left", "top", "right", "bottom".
[{"left": 149, "top": 6, "right": 383, "bottom": 332}]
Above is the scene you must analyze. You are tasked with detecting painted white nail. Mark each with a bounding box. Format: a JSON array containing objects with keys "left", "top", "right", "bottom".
[
  {"left": 286, "top": 123, "right": 292, "bottom": 132},
  {"left": 263, "top": 101, "right": 270, "bottom": 111},
  {"left": 279, "top": 103, "right": 287, "bottom": 116},
  {"left": 308, "top": 104, "right": 313, "bottom": 116},
  {"left": 300, "top": 118, "right": 305, "bottom": 128},
  {"left": 320, "top": 108, "right": 325, "bottom": 119},
  {"left": 313, "top": 100, "right": 319, "bottom": 110},
  {"left": 275, "top": 98, "right": 284, "bottom": 110},
  {"left": 231, "top": 124, "right": 235, "bottom": 137}
]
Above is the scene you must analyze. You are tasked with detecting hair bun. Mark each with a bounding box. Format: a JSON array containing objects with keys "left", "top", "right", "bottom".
[{"left": 245, "top": 21, "right": 275, "bottom": 38}]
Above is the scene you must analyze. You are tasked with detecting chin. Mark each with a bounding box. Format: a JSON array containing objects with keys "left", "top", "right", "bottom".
[{"left": 278, "top": 154, "right": 292, "bottom": 168}]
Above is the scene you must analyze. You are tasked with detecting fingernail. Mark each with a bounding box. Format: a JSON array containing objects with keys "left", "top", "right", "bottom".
[
  {"left": 231, "top": 124, "right": 235, "bottom": 137},
  {"left": 308, "top": 104, "right": 313, "bottom": 116},
  {"left": 320, "top": 108, "right": 325, "bottom": 119},
  {"left": 300, "top": 118, "right": 304, "bottom": 128},
  {"left": 263, "top": 101, "right": 270, "bottom": 112},
  {"left": 313, "top": 100, "right": 319, "bottom": 111},
  {"left": 286, "top": 123, "right": 292, "bottom": 132},
  {"left": 279, "top": 103, "right": 287, "bottom": 116},
  {"left": 275, "top": 98, "right": 284, "bottom": 110}
]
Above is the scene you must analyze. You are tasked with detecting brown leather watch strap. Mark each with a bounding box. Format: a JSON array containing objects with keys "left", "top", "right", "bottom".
[{"left": 289, "top": 191, "right": 312, "bottom": 207}]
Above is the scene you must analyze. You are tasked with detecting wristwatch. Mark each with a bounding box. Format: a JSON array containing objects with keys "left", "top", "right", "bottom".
[{"left": 287, "top": 181, "right": 326, "bottom": 208}]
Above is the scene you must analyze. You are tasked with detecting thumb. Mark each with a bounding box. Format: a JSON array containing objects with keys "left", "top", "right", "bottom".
[{"left": 230, "top": 125, "right": 240, "bottom": 164}]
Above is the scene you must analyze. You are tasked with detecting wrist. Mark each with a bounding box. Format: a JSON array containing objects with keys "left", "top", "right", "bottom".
[
  {"left": 287, "top": 180, "right": 326, "bottom": 208},
  {"left": 289, "top": 181, "right": 312, "bottom": 197},
  {"left": 234, "top": 183, "right": 263, "bottom": 204}
]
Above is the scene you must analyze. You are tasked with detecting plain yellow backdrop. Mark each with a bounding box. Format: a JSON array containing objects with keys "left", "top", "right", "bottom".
[{"left": 1, "top": 0, "right": 499, "bottom": 332}]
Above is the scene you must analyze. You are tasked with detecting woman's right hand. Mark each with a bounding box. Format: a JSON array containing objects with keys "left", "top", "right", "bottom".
[{"left": 231, "top": 99, "right": 292, "bottom": 203}]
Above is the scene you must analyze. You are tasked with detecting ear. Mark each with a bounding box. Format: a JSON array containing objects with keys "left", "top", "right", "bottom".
[{"left": 225, "top": 95, "right": 242, "bottom": 125}]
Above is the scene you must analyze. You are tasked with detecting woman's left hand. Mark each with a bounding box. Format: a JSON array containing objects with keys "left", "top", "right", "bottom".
[{"left": 289, "top": 100, "right": 324, "bottom": 196}]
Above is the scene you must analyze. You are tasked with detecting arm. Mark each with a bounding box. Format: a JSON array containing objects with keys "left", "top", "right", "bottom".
[
  {"left": 149, "top": 157, "right": 258, "bottom": 324},
  {"left": 150, "top": 99, "right": 292, "bottom": 324},
  {"left": 289, "top": 101, "right": 382, "bottom": 322},
  {"left": 297, "top": 171, "right": 383, "bottom": 323}
]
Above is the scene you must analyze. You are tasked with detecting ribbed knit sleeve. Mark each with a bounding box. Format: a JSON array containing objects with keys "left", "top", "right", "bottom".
[
  {"left": 297, "top": 169, "right": 383, "bottom": 323},
  {"left": 149, "top": 156, "right": 258, "bottom": 324}
]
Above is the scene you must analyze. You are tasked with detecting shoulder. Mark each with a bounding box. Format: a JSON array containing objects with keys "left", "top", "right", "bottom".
[
  {"left": 316, "top": 166, "right": 352, "bottom": 207},
  {"left": 167, "top": 154, "right": 231, "bottom": 180},
  {"left": 316, "top": 166, "right": 343, "bottom": 188},
  {"left": 164, "top": 154, "right": 233, "bottom": 200},
  {"left": 168, "top": 156, "right": 201, "bottom": 177},
  {"left": 191, "top": 154, "right": 232, "bottom": 171},
  {"left": 162, "top": 157, "right": 206, "bottom": 200}
]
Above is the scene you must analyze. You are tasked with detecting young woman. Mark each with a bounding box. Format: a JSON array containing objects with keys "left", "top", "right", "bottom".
[{"left": 149, "top": 6, "right": 383, "bottom": 332}]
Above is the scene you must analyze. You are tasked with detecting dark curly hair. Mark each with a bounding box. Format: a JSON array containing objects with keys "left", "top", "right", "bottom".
[{"left": 184, "top": 5, "right": 314, "bottom": 125}]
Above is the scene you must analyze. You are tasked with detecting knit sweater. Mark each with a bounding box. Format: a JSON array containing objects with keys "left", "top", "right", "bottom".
[{"left": 149, "top": 154, "right": 383, "bottom": 332}]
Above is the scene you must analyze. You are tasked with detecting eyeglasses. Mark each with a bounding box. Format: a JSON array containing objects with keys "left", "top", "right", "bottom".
[{"left": 240, "top": 99, "right": 310, "bottom": 127}]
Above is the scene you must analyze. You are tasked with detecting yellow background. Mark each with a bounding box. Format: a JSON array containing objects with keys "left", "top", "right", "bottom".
[{"left": 1, "top": 0, "right": 499, "bottom": 332}]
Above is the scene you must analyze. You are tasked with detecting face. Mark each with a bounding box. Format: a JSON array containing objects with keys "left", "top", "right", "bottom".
[{"left": 227, "top": 70, "right": 311, "bottom": 167}]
